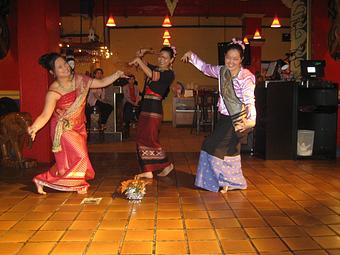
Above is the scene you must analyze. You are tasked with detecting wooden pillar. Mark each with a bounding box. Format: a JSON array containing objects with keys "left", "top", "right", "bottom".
[
  {"left": 242, "top": 15, "right": 264, "bottom": 74},
  {"left": 18, "top": 0, "right": 60, "bottom": 162}
]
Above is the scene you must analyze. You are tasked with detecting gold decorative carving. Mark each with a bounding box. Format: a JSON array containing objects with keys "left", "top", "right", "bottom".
[
  {"left": 328, "top": 0, "right": 340, "bottom": 60},
  {"left": 165, "top": 0, "right": 178, "bottom": 16},
  {"left": 290, "top": 0, "right": 307, "bottom": 80}
]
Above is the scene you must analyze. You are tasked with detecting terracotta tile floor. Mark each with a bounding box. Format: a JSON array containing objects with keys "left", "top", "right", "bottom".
[{"left": 0, "top": 124, "right": 339, "bottom": 254}]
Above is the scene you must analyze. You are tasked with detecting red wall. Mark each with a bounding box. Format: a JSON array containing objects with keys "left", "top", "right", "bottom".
[
  {"left": 18, "top": 0, "right": 60, "bottom": 162},
  {"left": 311, "top": 0, "right": 340, "bottom": 146},
  {"left": 0, "top": 0, "right": 19, "bottom": 90}
]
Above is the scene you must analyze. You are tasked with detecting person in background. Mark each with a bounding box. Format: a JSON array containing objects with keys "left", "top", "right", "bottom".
[
  {"left": 122, "top": 74, "right": 140, "bottom": 138},
  {"left": 171, "top": 81, "right": 185, "bottom": 97},
  {"left": 181, "top": 38, "right": 256, "bottom": 193},
  {"left": 27, "top": 53, "right": 126, "bottom": 195},
  {"left": 129, "top": 46, "right": 176, "bottom": 179},
  {"left": 87, "top": 68, "right": 113, "bottom": 130}
]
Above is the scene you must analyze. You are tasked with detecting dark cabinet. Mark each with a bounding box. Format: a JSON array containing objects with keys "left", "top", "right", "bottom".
[{"left": 255, "top": 80, "right": 338, "bottom": 160}]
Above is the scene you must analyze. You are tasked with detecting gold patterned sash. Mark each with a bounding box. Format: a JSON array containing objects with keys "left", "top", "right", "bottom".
[{"left": 52, "top": 75, "right": 92, "bottom": 152}]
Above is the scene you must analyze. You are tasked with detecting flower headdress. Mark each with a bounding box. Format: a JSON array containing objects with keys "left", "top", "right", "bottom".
[{"left": 229, "top": 38, "right": 245, "bottom": 50}]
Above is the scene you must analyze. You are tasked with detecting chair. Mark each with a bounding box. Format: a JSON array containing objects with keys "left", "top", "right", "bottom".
[{"left": 191, "top": 90, "right": 218, "bottom": 134}]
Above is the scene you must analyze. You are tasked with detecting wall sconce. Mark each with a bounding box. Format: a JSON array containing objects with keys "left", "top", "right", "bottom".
[
  {"left": 271, "top": 16, "right": 281, "bottom": 28},
  {"left": 162, "top": 16, "right": 172, "bottom": 27}
]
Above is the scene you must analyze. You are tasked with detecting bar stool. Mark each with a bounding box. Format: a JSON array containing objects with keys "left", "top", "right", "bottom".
[
  {"left": 86, "top": 105, "right": 103, "bottom": 133},
  {"left": 191, "top": 90, "right": 217, "bottom": 134}
]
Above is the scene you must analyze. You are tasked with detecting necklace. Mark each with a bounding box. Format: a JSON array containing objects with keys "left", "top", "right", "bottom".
[
  {"left": 158, "top": 66, "right": 170, "bottom": 72},
  {"left": 57, "top": 75, "right": 75, "bottom": 92}
]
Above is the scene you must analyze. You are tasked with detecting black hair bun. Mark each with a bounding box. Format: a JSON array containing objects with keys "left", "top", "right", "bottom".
[
  {"left": 38, "top": 52, "right": 61, "bottom": 71},
  {"left": 160, "top": 46, "right": 175, "bottom": 59}
]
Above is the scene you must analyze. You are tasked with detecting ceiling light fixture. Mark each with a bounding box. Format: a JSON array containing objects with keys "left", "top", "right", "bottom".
[
  {"left": 162, "top": 16, "right": 172, "bottom": 27},
  {"left": 163, "top": 38, "right": 171, "bottom": 46},
  {"left": 163, "top": 30, "right": 171, "bottom": 39},
  {"left": 106, "top": 15, "right": 116, "bottom": 27},
  {"left": 253, "top": 29, "right": 262, "bottom": 39},
  {"left": 271, "top": 15, "right": 281, "bottom": 28}
]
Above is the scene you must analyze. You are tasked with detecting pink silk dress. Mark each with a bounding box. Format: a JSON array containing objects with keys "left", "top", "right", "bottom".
[{"left": 33, "top": 74, "right": 95, "bottom": 193}]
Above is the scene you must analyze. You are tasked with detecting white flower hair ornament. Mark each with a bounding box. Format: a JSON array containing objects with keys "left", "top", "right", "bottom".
[
  {"left": 170, "top": 46, "right": 177, "bottom": 58},
  {"left": 229, "top": 38, "right": 245, "bottom": 50}
]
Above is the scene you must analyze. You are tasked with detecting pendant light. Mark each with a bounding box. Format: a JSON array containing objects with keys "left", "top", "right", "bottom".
[
  {"left": 253, "top": 29, "right": 262, "bottom": 39},
  {"left": 163, "top": 30, "right": 171, "bottom": 39},
  {"left": 163, "top": 38, "right": 171, "bottom": 46},
  {"left": 271, "top": 15, "right": 281, "bottom": 28},
  {"left": 162, "top": 16, "right": 172, "bottom": 27},
  {"left": 106, "top": 15, "right": 116, "bottom": 27},
  {"left": 243, "top": 36, "right": 249, "bottom": 44}
]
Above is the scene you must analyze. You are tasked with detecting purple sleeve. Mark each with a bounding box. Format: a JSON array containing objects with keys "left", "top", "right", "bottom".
[
  {"left": 189, "top": 53, "right": 221, "bottom": 78},
  {"left": 240, "top": 74, "right": 256, "bottom": 121}
]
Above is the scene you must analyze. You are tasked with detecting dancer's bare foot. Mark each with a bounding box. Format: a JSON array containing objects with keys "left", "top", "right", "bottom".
[
  {"left": 135, "top": 172, "right": 153, "bottom": 179},
  {"left": 77, "top": 190, "right": 87, "bottom": 194},
  {"left": 35, "top": 182, "right": 47, "bottom": 195},
  {"left": 220, "top": 186, "right": 228, "bottom": 194},
  {"left": 157, "top": 163, "right": 174, "bottom": 177}
]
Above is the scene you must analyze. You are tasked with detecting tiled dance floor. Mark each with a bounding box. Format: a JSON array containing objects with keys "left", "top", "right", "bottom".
[{"left": 0, "top": 124, "right": 339, "bottom": 254}]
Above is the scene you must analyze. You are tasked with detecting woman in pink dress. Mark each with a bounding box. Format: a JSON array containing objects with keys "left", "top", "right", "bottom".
[{"left": 28, "top": 52, "right": 126, "bottom": 195}]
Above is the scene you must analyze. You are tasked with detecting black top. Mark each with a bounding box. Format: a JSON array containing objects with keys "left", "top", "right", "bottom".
[{"left": 145, "top": 64, "right": 175, "bottom": 99}]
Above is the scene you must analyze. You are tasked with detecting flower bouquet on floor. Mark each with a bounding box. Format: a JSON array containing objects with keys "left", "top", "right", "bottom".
[{"left": 119, "top": 176, "right": 146, "bottom": 200}]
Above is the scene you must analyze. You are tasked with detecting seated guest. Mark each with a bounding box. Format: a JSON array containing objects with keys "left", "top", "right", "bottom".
[
  {"left": 87, "top": 68, "right": 113, "bottom": 130},
  {"left": 122, "top": 75, "right": 140, "bottom": 138},
  {"left": 172, "top": 81, "right": 185, "bottom": 97}
]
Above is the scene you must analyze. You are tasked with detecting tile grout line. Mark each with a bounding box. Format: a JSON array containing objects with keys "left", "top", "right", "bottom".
[
  {"left": 256, "top": 161, "right": 338, "bottom": 252},
  {"left": 223, "top": 188, "right": 261, "bottom": 254},
  {"left": 200, "top": 191, "right": 227, "bottom": 255},
  {"left": 238, "top": 180, "right": 297, "bottom": 254},
  {"left": 82, "top": 177, "right": 120, "bottom": 255},
  {"left": 47, "top": 193, "right": 97, "bottom": 255},
  {"left": 8, "top": 193, "right": 75, "bottom": 255},
  {"left": 111, "top": 180, "right": 134, "bottom": 255},
  {"left": 175, "top": 167, "right": 191, "bottom": 254},
  {"left": 152, "top": 177, "right": 159, "bottom": 255}
]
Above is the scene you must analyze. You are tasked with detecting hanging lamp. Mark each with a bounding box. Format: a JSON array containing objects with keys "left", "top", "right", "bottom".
[
  {"left": 163, "top": 38, "right": 171, "bottom": 46},
  {"left": 162, "top": 16, "right": 172, "bottom": 27},
  {"left": 106, "top": 15, "right": 116, "bottom": 27},
  {"left": 243, "top": 36, "right": 249, "bottom": 44},
  {"left": 163, "top": 30, "right": 171, "bottom": 39},
  {"left": 253, "top": 29, "right": 262, "bottom": 39},
  {"left": 271, "top": 15, "right": 281, "bottom": 28}
]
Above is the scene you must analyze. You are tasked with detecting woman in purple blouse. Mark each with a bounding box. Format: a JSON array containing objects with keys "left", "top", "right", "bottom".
[{"left": 181, "top": 39, "right": 256, "bottom": 193}]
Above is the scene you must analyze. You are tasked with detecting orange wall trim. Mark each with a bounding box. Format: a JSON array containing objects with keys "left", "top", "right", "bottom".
[{"left": 0, "top": 90, "right": 20, "bottom": 100}]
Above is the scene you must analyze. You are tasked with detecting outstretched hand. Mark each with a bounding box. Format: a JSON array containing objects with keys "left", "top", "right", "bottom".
[
  {"left": 27, "top": 126, "right": 37, "bottom": 141},
  {"left": 181, "top": 51, "right": 193, "bottom": 63},
  {"left": 116, "top": 70, "right": 129, "bottom": 79},
  {"left": 128, "top": 57, "right": 141, "bottom": 67},
  {"left": 136, "top": 48, "right": 155, "bottom": 58}
]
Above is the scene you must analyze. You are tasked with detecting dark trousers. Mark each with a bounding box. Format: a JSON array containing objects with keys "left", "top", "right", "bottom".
[
  {"left": 95, "top": 100, "right": 113, "bottom": 124},
  {"left": 123, "top": 102, "right": 139, "bottom": 125}
]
